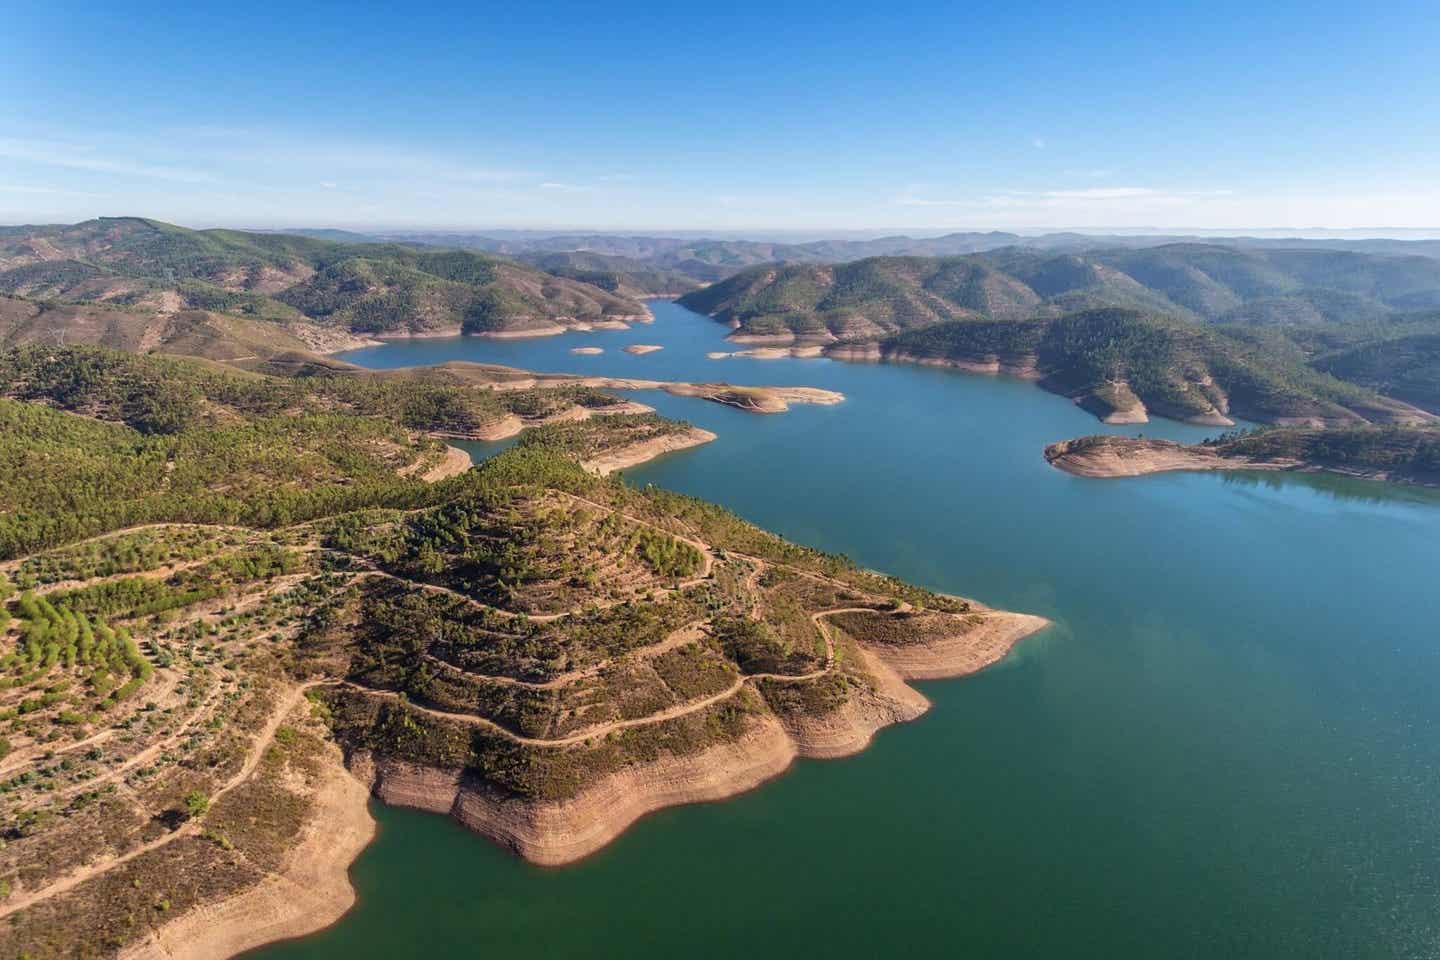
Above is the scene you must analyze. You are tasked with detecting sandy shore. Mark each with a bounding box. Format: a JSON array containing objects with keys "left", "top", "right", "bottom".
[
  {"left": 477, "top": 323, "right": 568, "bottom": 339},
  {"left": 582, "top": 426, "right": 717, "bottom": 474},
  {"left": 623, "top": 344, "right": 663, "bottom": 355},
  {"left": 373, "top": 326, "right": 465, "bottom": 340},
  {"left": 570, "top": 346, "right": 604, "bottom": 355},
  {"left": 660, "top": 382, "right": 844, "bottom": 413},
  {"left": 708, "top": 345, "right": 826, "bottom": 360},
  {"left": 397, "top": 444, "right": 471, "bottom": 481},
  {"left": 348, "top": 608, "right": 1047, "bottom": 867},
  {"left": 121, "top": 741, "right": 375, "bottom": 960},
  {"left": 413, "top": 444, "right": 472, "bottom": 482},
  {"left": 1043, "top": 437, "right": 1292, "bottom": 479},
  {"left": 1045, "top": 435, "right": 1440, "bottom": 487}
]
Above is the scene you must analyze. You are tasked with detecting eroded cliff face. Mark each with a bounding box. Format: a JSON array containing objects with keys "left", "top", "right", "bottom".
[
  {"left": 344, "top": 607, "right": 1041, "bottom": 867},
  {"left": 308, "top": 460, "right": 1047, "bottom": 866}
]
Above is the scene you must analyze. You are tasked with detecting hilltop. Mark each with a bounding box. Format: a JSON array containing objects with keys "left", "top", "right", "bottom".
[
  {"left": 513, "top": 250, "right": 700, "bottom": 298},
  {"left": 676, "top": 246, "right": 1440, "bottom": 427},
  {"left": 677, "top": 244, "right": 1440, "bottom": 341},
  {"left": 0, "top": 218, "right": 649, "bottom": 341},
  {"left": 0, "top": 347, "right": 1044, "bottom": 958},
  {"left": 879, "top": 308, "right": 1433, "bottom": 427},
  {"left": 372, "top": 229, "right": 1440, "bottom": 283},
  {"left": 1312, "top": 332, "right": 1440, "bottom": 414}
]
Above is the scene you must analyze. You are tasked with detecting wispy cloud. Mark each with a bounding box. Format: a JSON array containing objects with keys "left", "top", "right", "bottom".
[
  {"left": 0, "top": 183, "right": 109, "bottom": 197},
  {"left": 897, "top": 185, "right": 1233, "bottom": 209},
  {"left": 0, "top": 138, "right": 217, "bottom": 184}
]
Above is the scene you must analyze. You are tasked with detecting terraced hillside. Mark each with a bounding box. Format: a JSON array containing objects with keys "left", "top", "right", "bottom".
[{"left": 0, "top": 348, "right": 1044, "bottom": 958}]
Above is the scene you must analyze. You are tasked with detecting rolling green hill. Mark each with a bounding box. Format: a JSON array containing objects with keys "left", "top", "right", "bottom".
[
  {"left": 0, "top": 218, "right": 649, "bottom": 340},
  {"left": 881, "top": 308, "right": 1434, "bottom": 427},
  {"left": 1313, "top": 334, "right": 1440, "bottom": 413},
  {"left": 677, "top": 243, "right": 1440, "bottom": 340},
  {"left": 678, "top": 257, "right": 1042, "bottom": 340},
  {"left": 1047, "top": 425, "right": 1440, "bottom": 487},
  {"left": 514, "top": 251, "right": 700, "bottom": 297}
]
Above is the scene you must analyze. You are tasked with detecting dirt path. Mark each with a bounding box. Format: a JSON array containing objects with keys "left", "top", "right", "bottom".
[
  {"left": 41, "top": 683, "right": 227, "bottom": 805},
  {"left": 420, "top": 620, "right": 709, "bottom": 691},
  {"left": 337, "top": 606, "right": 872, "bottom": 747},
  {"left": 0, "top": 669, "right": 184, "bottom": 777},
  {"left": 31, "top": 554, "right": 227, "bottom": 597},
  {"left": 0, "top": 680, "right": 324, "bottom": 921},
  {"left": 0, "top": 523, "right": 253, "bottom": 576}
]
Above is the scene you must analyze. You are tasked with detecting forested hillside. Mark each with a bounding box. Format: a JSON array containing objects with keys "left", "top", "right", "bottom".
[
  {"left": 0, "top": 218, "right": 649, "bottom": 340},
  {"left": 678, "top": 244, "right": 1440, "bottom": 340},
  {"left": 881, "top": 308, "right": 1434, "bottom": 427},
  {"left": 514, "top": 251, "right": 700, "bottom": 297}
]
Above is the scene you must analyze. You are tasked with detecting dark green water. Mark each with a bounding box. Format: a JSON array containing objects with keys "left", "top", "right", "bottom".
[{"left": 251, "top": 302, "right": 1440, "bottom": 959}]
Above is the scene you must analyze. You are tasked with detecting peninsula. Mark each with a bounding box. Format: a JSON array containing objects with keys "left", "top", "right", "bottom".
[
  {"left": 1044, "top": 425, "right": 1440, "bottom": 487},
  {"left": 675, "top": 250, "right": 1440, "bottom": 429},
  {"left": 0, "top": 346, "right": 1044, "bottom": 959}
]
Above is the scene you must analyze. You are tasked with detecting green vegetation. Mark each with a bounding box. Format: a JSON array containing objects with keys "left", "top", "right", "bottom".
[
  {"left": 679, "top": 257, "right": 1041, "bottom": 339},
  {"left": 516, "top": 251, "right": 700, "bottom": 297},
  {"left": 513, "top": 413, "right": 697, "bottom": 462},
  {"left": 1208, "top": 425, "right": 1440, "bottom": 479},
  {"left": 678, "top": 244, "right": 1440, "bottom": 426},
  {"left": 0, "top": 344, "right": 1031, "bottom": 957},
  {"left": 0, "top": 217, "right": 647, "bottom": 343},
  {"left": 883, "top": 308, "right": 1427, "bottom": 425},
  {"left": 679, "top": 244, "right": 1440, "bottom": 339},
  {"left": 1314, "top": 333, "right": 1440, "bottom": 413}
]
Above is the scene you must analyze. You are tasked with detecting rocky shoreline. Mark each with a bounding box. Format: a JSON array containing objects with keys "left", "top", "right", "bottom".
[{"left": 344, "top": 609, "right": 1045, "bottom": 868}]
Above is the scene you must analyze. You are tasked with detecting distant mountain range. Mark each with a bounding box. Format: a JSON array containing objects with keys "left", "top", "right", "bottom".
[
  {"left": 674, "top": 245, "right": 1440, "bottom": 427},
  {"left": 677, "top": 245, "right": 1440, "bottom": 338},
  {"left": 0, "top": 217, "right": 649, "bottom": 343},
  {"left": 285, "top": 228, "right": 1440, "bottom": 283},
  {"left": 3, "top": 216, "right": 1440, "bottom": 429}
]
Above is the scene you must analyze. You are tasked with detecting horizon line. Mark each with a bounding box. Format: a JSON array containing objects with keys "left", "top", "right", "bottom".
[{"left": 6, "top": 214, "right": 1440, "bottom": 241}]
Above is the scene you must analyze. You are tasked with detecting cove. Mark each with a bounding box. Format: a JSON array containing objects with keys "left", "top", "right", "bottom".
[{"left": 249, "top": 301, "right": 1440, "bottom": 959}]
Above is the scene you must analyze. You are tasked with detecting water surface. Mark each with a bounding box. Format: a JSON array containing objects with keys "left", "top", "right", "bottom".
[{"left": 252, "top": 301, "right": 1440, "bottom": 959}]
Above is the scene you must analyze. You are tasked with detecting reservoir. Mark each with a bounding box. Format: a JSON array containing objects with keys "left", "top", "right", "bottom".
[{"left": 251, "top": 300, "right": 1440, "bottom": 959}]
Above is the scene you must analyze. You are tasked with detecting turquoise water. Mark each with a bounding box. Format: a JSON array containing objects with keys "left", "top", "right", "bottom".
[{"left": 252, "top": 302, "right": 1440, "bottom": 959}]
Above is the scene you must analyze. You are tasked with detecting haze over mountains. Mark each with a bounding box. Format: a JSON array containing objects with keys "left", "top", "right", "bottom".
[
  {"left": 283, "top": 227, "right": 1440, "bottom": 283},
  {"left": 3, "top": 215, "right": 1440, "bottom": 431},
  {"left": 0, "top": 217, "right": 649, "bottom": 348}
]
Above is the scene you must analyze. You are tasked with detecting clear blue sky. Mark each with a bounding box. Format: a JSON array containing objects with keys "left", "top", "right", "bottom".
[{"left": 3, "top": 0, "right": 1439, "bottom": 232}]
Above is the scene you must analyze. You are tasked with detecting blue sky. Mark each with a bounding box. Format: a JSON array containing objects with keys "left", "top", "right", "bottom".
[{"left": 3, "top": 0, "right": 1439, "bottom": 232}]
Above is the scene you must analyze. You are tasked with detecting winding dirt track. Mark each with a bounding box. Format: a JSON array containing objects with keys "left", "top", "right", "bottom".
[
  {"left": 0, "top": 681, "right": 324, "bottom": 921},
  {"left": 336, "top": 606, "right": 874, "bottom": 748},
  {"left": 0, "top": 502, "right": 887, "bottom": 918}
]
